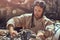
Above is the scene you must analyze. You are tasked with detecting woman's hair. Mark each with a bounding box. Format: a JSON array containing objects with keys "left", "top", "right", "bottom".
[{"left": 34, "top": 1, "right": 46, "bottom": 10}]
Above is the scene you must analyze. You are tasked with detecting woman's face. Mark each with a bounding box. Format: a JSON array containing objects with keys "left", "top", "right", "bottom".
[{"left": 34, "top": 5, "right": 43, "bottom": 19}]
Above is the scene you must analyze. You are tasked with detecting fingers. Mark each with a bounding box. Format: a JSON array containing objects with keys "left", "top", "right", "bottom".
[
  {"left": 10, "top": 31, "right": 18, "bottom": 38},
  {"left": 36, "top": 31, "right": 45, "bottom": 40}
]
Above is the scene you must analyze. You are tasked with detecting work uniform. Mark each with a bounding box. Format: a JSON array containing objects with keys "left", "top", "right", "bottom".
[{"left": 7, "top": 13, "right": 54, "bottom": 40}]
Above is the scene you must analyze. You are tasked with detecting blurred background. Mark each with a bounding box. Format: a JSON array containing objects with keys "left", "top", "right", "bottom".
[{"left": 0, "top": 0, "right": 60, "bottom": 29}]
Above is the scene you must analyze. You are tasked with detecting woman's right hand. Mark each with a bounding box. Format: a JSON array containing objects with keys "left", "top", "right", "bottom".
[
  {"left": 9, "top": 26, "right": 18, "bottom": 38},
  {"left": 10, "top": 30, "right": 18, "bottom": 38}
]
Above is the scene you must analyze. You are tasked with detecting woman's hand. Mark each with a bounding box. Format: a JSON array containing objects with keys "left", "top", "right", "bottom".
[
  {"left": 36, "top": 31, "right": 45, "bottom": 40},
  {"left": 9, "top": 26, "right": 18, "bottom": 38},
  {"left": 10, "top": 30, "right": 18, "bottom": 38}
]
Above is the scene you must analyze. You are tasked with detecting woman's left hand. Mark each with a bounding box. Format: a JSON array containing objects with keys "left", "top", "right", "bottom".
[{"left": 36, "top": 31, "right": 45, "bottom": 40}]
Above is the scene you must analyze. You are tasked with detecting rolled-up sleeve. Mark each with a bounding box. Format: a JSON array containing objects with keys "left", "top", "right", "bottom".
[
  {"left": 44, "top": 19, "right": 55, "bottom": 38},
  {"left": 6, "top": 18, "right": 15, "bottom": 29},
  {"left": 44, "top": 18, "right": 55, "bottom": 32},
  {"left": 45, "top": 24, "right": 55, "bottom": 32}
]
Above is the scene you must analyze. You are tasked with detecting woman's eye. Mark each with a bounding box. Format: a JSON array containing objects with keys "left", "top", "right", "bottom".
[{"left": 38, "top": 10, "right": 41, "bottom": 12}]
